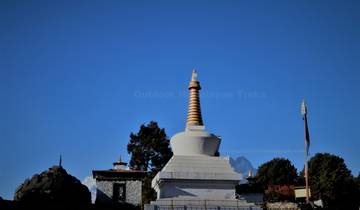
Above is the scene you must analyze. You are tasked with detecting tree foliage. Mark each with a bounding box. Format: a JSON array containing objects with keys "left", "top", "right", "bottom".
[
  {"left": 355, "top": 173, "right": 360, "bottom": 190},
  {"left": 255, "top": 158, "right": 298, "bottom": 189},
  {"left": 127, "top": 121, "right": 173, "bottom": 173},
  {"left": 127, "top": 121, "right": 173, "bottom": 205},
  {"left": 307, "top": 153, "right": 360, "bottom": 210}
]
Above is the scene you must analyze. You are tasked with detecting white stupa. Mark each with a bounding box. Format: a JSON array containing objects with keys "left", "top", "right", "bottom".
[{"left": 145, "top": 70, "right": 260, "bottom": 210}]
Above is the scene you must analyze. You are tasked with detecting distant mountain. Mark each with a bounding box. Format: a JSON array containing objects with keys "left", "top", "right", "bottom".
[{"left": 229, "top": 156, "right": 257, "bottom": 183}]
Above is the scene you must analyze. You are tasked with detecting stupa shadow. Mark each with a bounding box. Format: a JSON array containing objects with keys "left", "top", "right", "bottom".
[{"left": 163, "top": 187, "right": 197, "bottom": 198}]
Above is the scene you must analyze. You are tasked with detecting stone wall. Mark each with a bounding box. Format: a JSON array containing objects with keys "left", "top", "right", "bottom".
[
  {"left": 95, "top": 180, "right": 142, "bottom": 206},
  {"left": 126, "top": 180, "right": 142, "bottom": 205},
  {"left": 266, "top": 202, "right": 298, "bottom": 210}
]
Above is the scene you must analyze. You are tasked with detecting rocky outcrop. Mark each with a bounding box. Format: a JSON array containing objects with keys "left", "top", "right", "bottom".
[{"left": 14, "top": 166, "right": 91, "bottom": 205}]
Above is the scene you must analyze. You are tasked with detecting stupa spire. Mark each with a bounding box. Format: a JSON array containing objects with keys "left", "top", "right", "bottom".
[{"left": 186, "top": 69, "right": 203, "bottom": 127}]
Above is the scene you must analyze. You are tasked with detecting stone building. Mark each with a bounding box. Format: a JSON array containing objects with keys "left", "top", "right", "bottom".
[{"left": 93, "top": 158, "right": 146, "bottom": 206}]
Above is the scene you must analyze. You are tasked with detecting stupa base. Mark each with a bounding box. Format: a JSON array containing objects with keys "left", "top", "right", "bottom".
[
  {"left": 152, "top": 155, "right": 240, "bottom": 199},
  {"left": 144, "top": 198, "right": 261, "bottom": 210}
]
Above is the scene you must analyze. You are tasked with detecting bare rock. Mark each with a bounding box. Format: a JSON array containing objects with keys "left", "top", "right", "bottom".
[{"left": 14, "top": 166, "right": 91, "bottom": 205}]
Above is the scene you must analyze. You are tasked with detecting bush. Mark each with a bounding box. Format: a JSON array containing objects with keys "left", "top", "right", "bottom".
[{"left": 265, "top": 185, "right": 295, "bottom": 202}]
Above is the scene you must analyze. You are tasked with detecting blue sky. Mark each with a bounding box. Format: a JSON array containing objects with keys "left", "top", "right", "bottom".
[{"left": 1, "top": 0, "right": 359, "bottom": 200}]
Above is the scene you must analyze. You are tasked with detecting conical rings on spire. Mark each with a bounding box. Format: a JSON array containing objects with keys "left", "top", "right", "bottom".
[{"left": 186, "top": 69, "right": 204, "bottom": 127}]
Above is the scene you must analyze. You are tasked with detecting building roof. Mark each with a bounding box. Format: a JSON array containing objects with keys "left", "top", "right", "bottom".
[{"left": 92, "top": 169, "right": 147, "bottom": 180}]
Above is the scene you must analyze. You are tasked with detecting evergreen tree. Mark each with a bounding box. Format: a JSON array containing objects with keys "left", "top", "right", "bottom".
[
  {"left": 255, "top": 158, "right": 298, "bottom": 202},
  {"left": 127, "top": 121, "right": 173, "bottom": 205},
  {"left": 306, "top": 153, "right": 359, "bottom": 210},
  {"left": 255, "top": 158, "right": 298, "bottom": 189},
  {"left": 127, "top": 121, "right": 172, "bottom": 173}
]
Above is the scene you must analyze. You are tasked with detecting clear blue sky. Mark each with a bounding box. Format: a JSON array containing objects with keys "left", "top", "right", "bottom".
[{"left": 1, "top": 0, "right": 359, "bottom": 200}]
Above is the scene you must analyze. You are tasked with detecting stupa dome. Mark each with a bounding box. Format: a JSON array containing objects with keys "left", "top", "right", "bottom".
[{"left": 170, "top": 127, "right": 220, "bottom": 156}]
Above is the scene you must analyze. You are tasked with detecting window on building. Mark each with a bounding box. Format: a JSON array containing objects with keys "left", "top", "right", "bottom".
[{"left": 113, "top": 183, "right": 126, "bottom": 202}]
